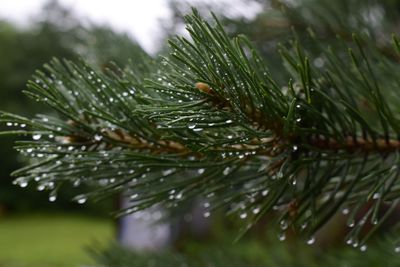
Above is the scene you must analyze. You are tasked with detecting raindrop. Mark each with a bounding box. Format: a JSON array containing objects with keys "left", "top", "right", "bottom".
[
  {"left": 37, "top": 184, "right": 45, "bottom": 191},
  {"left": 342, "top": 208, "right": 350, "bottom": 215},
  {"left": 347, "top": 219, "right": 355, "bottom": 228},
  {"left": 360, "top": 245, "right": 367, "bottom": 252},
  {"left": 395, "top": 246, "right": 400, "bottom": 253},
  {"left": 262, "top": 189, "right": 269, "bottom": 196},
  {"left": 19, "top": 180, "right": 28, "bottom": 188},
  {"left": 240, "top": 212, "right": 247, "bottom": 219},
  {"left": 225, "top": 120, "right": 233, "bottom": 124},
  {"left": 162, "top": 169, "right": 175, "bottom": 176},
  {"left": 6, "top": 122, "right": 12, "bottom": 126},
  {"left": 223, "top": 167, "right": 230, "bottom": 176},
  {"left": 278, "top": 232, "right": 286, "bottom": 241},
  {"left": 73, "top": 180, "right": 81, "bottom": 187},
  {"left": 94, "top": 135, "right": 102, "bottom": 141},
  {"left": 193, "top": 128, "right": 203, "bottom": 132},
  {"left": 49, "top": 193, "right": 57, "bottom": 202},
  {"left": 197, "top": 168, "right": 205, "bottom": 174},
  {"left": 307, "top": 236, "right": 315, "bottom": 245},
  {"left": 75, "top": 194, "right": 87, "bottom": 204},
  {"left": 372, "top": 193, "right": 380, "bottom": 199},
  {"left": 313, "top": 57, "right": 325, "bottom": 68},
  {"left": 203, "top": 211, "right": 210, "bottom": 218},
  {"left": 32, "top": 134, "right": 42, "bottom": 140},
  {"left": 280, "top": 220, "right": 288, "bottom": 230},
  {"left": 252, "top": 207, "right": 260, "bottom": 214},
  {"left": 187, "top": 124, "right": 196, "bottom": 129}
]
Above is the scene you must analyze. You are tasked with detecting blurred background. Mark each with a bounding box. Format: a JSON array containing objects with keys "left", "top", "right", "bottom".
[{"left": 1, "top": 0, "right": 400, "bottom": 266}]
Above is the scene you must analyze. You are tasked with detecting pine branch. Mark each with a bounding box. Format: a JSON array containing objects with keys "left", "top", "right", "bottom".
[{"left": 2, "top": 8, "right": 400, "bottom": 248}]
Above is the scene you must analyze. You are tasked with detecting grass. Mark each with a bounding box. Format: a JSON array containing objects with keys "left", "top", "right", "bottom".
[{"left": 0, "top": 213, "right": 114, "bottom": 267}]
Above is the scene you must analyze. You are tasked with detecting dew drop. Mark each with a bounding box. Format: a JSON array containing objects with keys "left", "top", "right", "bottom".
[
  {"left": 37, "top": 184, "right": 45, "bottom": 191},
  {"left": 262, "top": 189, "right": 269, "bottom": 196},
  {"left": 307, "top": 236, "right": 315, "bottom": 245},
  {"left": 162, "top": 169, "right": 175, "bottom": 176},
  {"left": 360, "top": 245, "right": 367, "bottom": 252},
  {"left": 197, "top": 168, "right": 205, "bottom": 174},
  {"left": 172, "top": 191, "right": 182, "bottom": 200},
  {"left": 395, "top": 246, "right": 400, "bottom": 253},
  {"left": 280, "top": 220, "right": 288, "bottom": 230},
  {"left": 372, "top": 193, "right": 380, "bottom": 199},
  {"left": 278, "top": 232, "right": 286, "bottom": 241},
  {"left": 75, "top": 194, "right": 87, "bottom": 204},
  {"left": 32, "top": 134, "right": 42, "bottom": 140},
  {"left": 49, "top": 193, "right": 57, "bottom": 202},
  {"left": 203, "top": 211, "right": 210, "bottom": 218},
  {"left": 347, "top": 220, "right": 355, "bottom": 228},
  {"left": 252, "top": 207, "right": 260, "bottom": 214},
  {"left": 187, "top": 124, "right": 196, "bottom": 129},
  {"left": 19, "top": 181, "right": 28, "bottom": 188},
  {"left": 342, "top": 208, "right": 350, "bottom": 215},
  {"left": 240, "top": 212, "right": 247, "bottom": 219},
  {"left": 223, "top": 167, "right": 230, "bottom": 176}
]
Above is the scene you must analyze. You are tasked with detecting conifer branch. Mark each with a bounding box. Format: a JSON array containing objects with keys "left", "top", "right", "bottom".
[{"left": 2, "top": 8, "right": 400, "bottom": 247}]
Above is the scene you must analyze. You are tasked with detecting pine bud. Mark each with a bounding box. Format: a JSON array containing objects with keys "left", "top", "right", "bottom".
[{"left": 195, "top": 82, "right": 213, "bottom": 94}]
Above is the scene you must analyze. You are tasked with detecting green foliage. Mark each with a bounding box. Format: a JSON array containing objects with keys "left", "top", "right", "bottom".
[
  {"left": 0, "top": 213, "right": 113, "bottom": 267},
  {"left": 2, "top": 4, "right": 400, "bottom": 247},
  {"left": 0, "top": 1, "right": 146, "bottom": 213},
  {"left": 91, "top": 236, "right": 400, "bottom": 267}
]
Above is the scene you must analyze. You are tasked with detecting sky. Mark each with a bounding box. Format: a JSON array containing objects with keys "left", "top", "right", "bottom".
[
  {"left": 0, "top": 0, "right": 261, "bottom": 53},
  {"left": 0, "top": 0, "right": 262, "bottom": 53},
  {"left": 0, "top": 0, "right": 172, "bottom": 53}
]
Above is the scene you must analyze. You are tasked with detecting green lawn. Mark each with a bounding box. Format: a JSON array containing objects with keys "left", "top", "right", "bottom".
[{"left": 0, "top": 213, "right": 114, "bottom": 267}]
